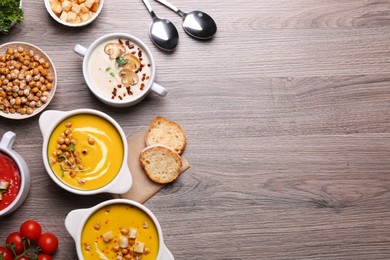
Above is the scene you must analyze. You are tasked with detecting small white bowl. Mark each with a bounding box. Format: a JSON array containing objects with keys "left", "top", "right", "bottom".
[
  {"left": 74, "top": 33, "right": 167, "bottom": 107},
  {"left": 0, "top": 42, "right": 57, "bottom": 120},
  {"left": 65, "top": 199, "right": 174, "bottom": 260},
  {"left": 44, "top": 0, "right": 104, "bottom": 27},
  {"left": 39, "top": 109, "right": 132, "bottom": 195},
  {"left": 0, "top": 131, "right": 30, "bottom": 216}
]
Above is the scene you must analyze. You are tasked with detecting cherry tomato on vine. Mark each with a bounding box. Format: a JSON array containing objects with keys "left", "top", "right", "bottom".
[
  {"left": 20, "top": 220, "right": 42, "bottom": 241},
  {"left": 37, "top": 254, "right": 53, "bottom": 260},
  {"left": 37, "top": 233, "right": 58, "bottom": 255},
  {"left": 18, "top": 256, "right": 30, "bottom": 260},
  {"left": 5, "top": 232, "right": 26, "bottom": 255},
  {"left": 0, "top": 246, "right": 13, "bottom": 260}
]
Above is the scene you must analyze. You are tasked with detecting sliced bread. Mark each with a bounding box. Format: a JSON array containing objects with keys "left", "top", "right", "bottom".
[
  {"left": 145, "top": 116, "right": 186, "bottom": 155},
  {"left": 139, "top": 145, "right": 182, "bottom": 184}
]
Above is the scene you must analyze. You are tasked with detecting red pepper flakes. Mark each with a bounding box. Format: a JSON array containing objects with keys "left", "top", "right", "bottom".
[
  {"left": 126, "top": 41, "right": 135, "bottom": 49},
  {"left": 118, "top": 39, "right": 124, "bottom": 45}
]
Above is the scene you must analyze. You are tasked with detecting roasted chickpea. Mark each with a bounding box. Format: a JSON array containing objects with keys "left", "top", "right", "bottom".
[
  {"left": 32, "top": 68, "right": 39, "bottom": 75},
  {"left": 6, "top": 48, "right": 14, "bottom": 55},
  {"left": 26, "top": 107, "right": 34, "bottom": 114},
  {"left": 42, "top": 62, "right": 50, "bottom": 69},
  {"left": 32, "top": 87, "right": 39, "bottom": 94}
]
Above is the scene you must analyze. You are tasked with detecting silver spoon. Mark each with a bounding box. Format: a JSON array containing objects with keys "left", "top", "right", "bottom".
[
  {"left": 141, "top": 0, "right": 179, "bottom": 51},
  {"left": 154, "top": 0, "right": 217, "bottom": 40}
]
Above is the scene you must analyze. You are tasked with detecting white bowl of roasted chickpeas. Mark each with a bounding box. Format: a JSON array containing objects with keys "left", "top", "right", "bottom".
[
  {"left": 45, "top": 0, "right": 104, "bottom": 27},
  {"left": 0, "top": 42, "right": 57, "bottom": 119}
]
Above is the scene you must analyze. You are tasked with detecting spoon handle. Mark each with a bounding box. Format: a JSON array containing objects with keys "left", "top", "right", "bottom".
[
  {"left": 141, "top": 0, "right": 156, "bottom": 17},
  {"left": 154, "top": 0, "right": 184, "bottom": 16}
]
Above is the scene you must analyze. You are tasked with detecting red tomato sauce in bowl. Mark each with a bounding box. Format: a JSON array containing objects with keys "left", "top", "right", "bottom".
[{"left": 0, "top": 151, "right": 21, "bottom": 211}]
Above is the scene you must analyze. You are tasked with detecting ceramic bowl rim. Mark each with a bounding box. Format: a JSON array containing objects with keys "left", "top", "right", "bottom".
[
  {"left": 80, "top": 33, "right": 156, "bottom": 106},
  {"left": 0, "top": 41, "right": 57, "bottom": 120},
  {"left": 44, "top": 0, "right": 104, "bottom": 27},
  {"left": 69, "top": 199, "right": 165, "bottom": 259},
  {"left": 40, "top": 109, "right": 129, "bottom": 195},
  {"left": 0, "top": 133, "right": 30, "bottom": 216}
]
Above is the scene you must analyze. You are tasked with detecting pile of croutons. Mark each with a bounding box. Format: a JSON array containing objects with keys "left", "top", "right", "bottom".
[{"left": 50, "top": 0, "right": 100, "bottom": 24}]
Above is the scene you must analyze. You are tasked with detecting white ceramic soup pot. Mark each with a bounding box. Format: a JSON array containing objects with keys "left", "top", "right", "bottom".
[
  {"left": 39, "top": 109, "right": 132, "bottom": 195},
  {"left": 65, "top": 199, "right": 174, "bottom": 260},
  {"left": 0, "top": 131, "right": 30, "bottom": 216},
  {"left": 74, "top": 33, "right": 168, "bottom": 107}
]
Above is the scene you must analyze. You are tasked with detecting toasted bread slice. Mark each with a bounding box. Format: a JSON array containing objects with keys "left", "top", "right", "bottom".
[
  {"left": 139, "top": 145, "right": 182, "bottom": 184},
  {"left": 145, "top": 116, "right": 186, "bottom": 155}
]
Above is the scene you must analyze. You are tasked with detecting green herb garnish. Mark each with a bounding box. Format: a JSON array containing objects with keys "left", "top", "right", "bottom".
[
  {"left": 116, "top": 56, "right": 127, "bottom": 66},
  {"left": 110, "top": 72, "right": 115, "bottom": 77},
  {"left": 70, "top": 143, "right": 75, "bottom": 152},
  {"left": 0, "top": 0, "right": 24, "bottom": 34},
  {"left": 106, "top": 67, "right": 111, "bottom": 71}
]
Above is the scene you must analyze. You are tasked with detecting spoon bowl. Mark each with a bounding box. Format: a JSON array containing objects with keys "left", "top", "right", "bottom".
[
  {"left": 142, "top": 0, "right": 179, "bottom": 51},
  {"left": 155, "top": 0, "right": 217, "bottom": 40},
  {"left": 182, "top": 10, "right": 217, "bottom": 39},
  {"left": 149, "top": 17, "right": 179, "bottom": 51}
]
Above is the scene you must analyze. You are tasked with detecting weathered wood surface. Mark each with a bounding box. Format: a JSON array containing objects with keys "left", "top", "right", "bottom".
[{"left": 1, "top": 0, "right": 390, "bottom": 259}]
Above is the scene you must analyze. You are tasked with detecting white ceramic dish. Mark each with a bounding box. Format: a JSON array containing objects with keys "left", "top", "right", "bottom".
[
  {"left": 74, "top": 33, "right": 167, "bottom": 107},
  {"left": 0, "top": 42, "right": 57, "bottom": 120},
  {"left": 65, "top": 199, "right": 174, "bottom": 260},
  {"left": 0, "top": 131, "right": 30, "bottom": 216},
  {"left": 39, "top": 109, "right": 132, "bottom": 195},
  {"left": 44, "top": 0, "right": 104, "bottom": 27}
]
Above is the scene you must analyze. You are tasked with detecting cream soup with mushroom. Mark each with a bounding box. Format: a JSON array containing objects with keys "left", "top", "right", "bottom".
[{"left": 88, "top": 39, "right": 152, "bottom": 101}]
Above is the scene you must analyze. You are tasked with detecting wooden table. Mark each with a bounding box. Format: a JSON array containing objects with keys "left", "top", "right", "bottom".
[{"left": 1, "top": 0, "right": 390, "bottom": 259}]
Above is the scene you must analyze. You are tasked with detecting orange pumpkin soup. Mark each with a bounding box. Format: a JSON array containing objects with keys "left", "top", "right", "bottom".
[
  {"left": 81, "top": 203, "right": 159, "bottom": 259},
  {"left": 47, "top": 113, "right": 123, "bottom": 190}
]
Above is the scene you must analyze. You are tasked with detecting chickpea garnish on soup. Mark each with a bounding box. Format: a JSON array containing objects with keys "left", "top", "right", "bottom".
[{"left": 48, "top": 113, "right": 124, "bottom": 190}]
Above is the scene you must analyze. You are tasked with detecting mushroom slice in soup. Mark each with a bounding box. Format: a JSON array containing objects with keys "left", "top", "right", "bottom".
[
  {"left": 122, "top": 53, "right": 141, "bottom": 72},
  {"left": 119, "top": 69, "right": 139, "bottom": 87},
  {"left": 104, "top": 43, "right": 126, "bottom": 60}
]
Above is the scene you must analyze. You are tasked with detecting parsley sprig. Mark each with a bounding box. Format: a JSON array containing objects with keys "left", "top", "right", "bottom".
[{"left": 0, "top": 0, "right": 24, "bottom": 34}]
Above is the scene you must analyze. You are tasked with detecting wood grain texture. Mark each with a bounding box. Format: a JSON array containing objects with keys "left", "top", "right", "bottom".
[{"left": 1, "top": 0, "right": 390, "bottom": 259}]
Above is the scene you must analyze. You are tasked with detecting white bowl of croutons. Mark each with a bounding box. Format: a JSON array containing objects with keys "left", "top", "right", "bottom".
[{"left": 45, "top": 0, "right": 103, "bottom": 27}]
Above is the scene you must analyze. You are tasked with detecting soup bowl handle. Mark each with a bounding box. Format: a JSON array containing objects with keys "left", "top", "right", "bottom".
[
  {"left": 151, "top": 82, "right": 168, "bottom": 97},
  {"left": 65, "top": 208, "right": 90, "bottom": 241},
  {"left": 39, "top": 110, "right": 67, "bottom": 137},
  {"left": 0, "top": 131, "right": 16, "bottom": 150},
  {"left": 160, "top": 246, "right": 174, "bottom": 260},
  {"left": 74, "top": 44, "right": 88, "bottom": 57},
  {"left": 104, "top": 166, "right": 132, "bottom": 194}
]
